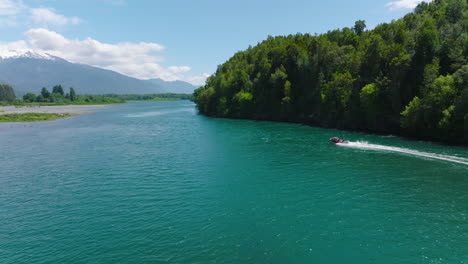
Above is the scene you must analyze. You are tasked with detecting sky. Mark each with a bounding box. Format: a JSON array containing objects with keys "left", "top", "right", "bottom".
[{"left": 0, "top": 0, "right": 432, "bottom": 85}]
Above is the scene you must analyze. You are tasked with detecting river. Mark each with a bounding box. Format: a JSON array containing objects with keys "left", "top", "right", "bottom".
[{"left": 1, "top": 101, "right": 467, "bottom": 263}]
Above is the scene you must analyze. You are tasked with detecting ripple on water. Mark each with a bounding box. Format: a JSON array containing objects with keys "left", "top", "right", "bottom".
[{"left": 0, "top": 101, "right": 467, "bottom": 264}]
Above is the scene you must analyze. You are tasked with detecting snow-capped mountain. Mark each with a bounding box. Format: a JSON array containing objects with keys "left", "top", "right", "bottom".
[
  {"left": 0, "top": 50, "right": 195, "bottom": 96},
  {"left": 0, "top": 49, "right": 59, "bottom": 61}
]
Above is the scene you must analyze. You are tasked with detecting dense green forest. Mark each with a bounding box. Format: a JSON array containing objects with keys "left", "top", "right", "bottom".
[
  {"left": 11, "top": 85, "right": 124, "bottom": 105},
  {"left": 194, "top": 0, "right": 467, "bottom": 145},
  {"left": 0, "top": 84, "right": 16, "bottom": 102}
]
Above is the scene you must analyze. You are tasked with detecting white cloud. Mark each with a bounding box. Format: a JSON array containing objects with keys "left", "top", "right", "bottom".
[
  {"left": 0, "top": 0, "right": 23, "bottom": 26},
  {"left": 0, "top": 0, "right": 82, "bottom": 27},
  {"left": 25, "top": 27, "right": 68, "bottom": 49},
  {"left": 0, "top": 39, "right": 28, "bottom": 50},
  {"left": 386, "top": 0, "right": 433, "bottom": 11},
  {"left": 30, "top": 8, "right": 81, "bottom": 26},
  {"left": 0, "top": 0, "right": 25, "bottom": 16},
  {"left": 186, "top": 74, "right": 211, "bottom": 86},
  {"left": 1, "top": 28, "right": 208, "bottom": 85}
]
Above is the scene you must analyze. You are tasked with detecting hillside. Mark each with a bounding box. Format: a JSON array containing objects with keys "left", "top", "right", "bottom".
[
  {"left": 193, "top": 0, "right": 467, "bottom": 145},
  {"left": 145, "top": 79, "right": 196, "bottom": 94}
]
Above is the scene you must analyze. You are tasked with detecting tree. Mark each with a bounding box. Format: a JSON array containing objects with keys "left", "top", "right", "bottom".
[
  {"left": 41, "top": 87, "right": 50, "bottom": 99},
  {"left": 23, "top": 93, "right": 37, "bottom": 102},
  {"left": 353, "top": 20, "right": 366, "bottom": 35},
  {"left": 0, "top": 84, "right": 16, "bottom": 102},
  {"left": 360, "top": 83, "right": 380, "bottom": 128},
  {"left": 320, "top": 71, "right": 355, "bottom": 124},
  {"left": 281, "top": 80, "right": 292, "bottom": 104},
  {"left": 421, "top": 58, "right": 440, "bottom": 95},
  {"left": 401, "top": 74, "right": 457, "bottom": 139},
  {"left": 445, "top": 0, "right": 465, "bottom": 23},
  {"left": 233, "top": 91, "right": 254, "bottom": 117},
  {"left": 35, "top": 95, "right": 45, "bottom": 102},
  {"left": 52, "top": 85, "right": 64, "bottom": 96},
  {"left": 69, "top": 87, "right": 76, "bottom": 101}
]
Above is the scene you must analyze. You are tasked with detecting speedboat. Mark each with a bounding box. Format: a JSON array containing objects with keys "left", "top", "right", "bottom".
[{"left": 330, "top": 137, "right": 348, "bottom": 144}]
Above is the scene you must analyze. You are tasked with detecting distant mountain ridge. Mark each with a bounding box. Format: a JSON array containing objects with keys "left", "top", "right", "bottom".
[
  {"left": 145, "top": 78, "right": 197, "bottom": 94},
  {"left": 0, "top": 50, "right": 196, "bottom": 96}
]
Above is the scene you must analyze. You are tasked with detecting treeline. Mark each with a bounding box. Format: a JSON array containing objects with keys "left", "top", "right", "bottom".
[
  {"left": 0, "top": 84, "right": 16, "bottom": 102},
  {"left": 21, "top": 85, "right": 124, "bottom": 104},
  {"left": 193, "top": 0, "right": 467, "bottom": 145},
  {"left": 104, "top": 93, "right": 192, "bottom": 101}
]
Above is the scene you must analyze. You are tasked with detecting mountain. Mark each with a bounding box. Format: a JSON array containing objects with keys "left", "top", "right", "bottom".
[
  {"left": 0, "top": 50, "right": 195, "bottom": 96},
  {"left": 144, "top": 78, "right": 196, "bottom": 94}
]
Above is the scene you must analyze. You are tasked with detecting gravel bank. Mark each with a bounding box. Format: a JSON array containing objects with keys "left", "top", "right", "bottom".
[{"left": 0, "top": 105, "right": 111, "bottom": 115}]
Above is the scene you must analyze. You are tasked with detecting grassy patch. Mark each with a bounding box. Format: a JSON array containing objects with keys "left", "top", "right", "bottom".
[{"left": 0, "top": 113, "right": 73, "bottom": 122}]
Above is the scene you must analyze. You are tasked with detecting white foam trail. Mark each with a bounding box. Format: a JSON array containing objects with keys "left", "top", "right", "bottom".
[{"left": 339, "top": 141, "right": 468, "bottom": 165}]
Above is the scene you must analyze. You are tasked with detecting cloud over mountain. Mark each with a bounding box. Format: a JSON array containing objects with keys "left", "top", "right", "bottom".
[
  {"left": 0, "top": 1, "right": 209, "bottom": 85},
  {"left": 0, "top": 28, "right": 209, "bottom": 85}
]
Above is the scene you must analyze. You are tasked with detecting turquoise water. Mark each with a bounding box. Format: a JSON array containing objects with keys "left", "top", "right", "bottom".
[{"left": 1, "top": 101, "right": 467, "bottom": 264}]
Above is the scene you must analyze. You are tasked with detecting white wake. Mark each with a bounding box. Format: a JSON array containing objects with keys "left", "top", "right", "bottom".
[{"left": 338, "top": 141, "right": 468, "bottom": 165}]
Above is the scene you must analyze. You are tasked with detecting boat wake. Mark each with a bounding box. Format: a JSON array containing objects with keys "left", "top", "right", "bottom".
[{"left": 339, "top": 141, "right": 468, "bottom": 165}]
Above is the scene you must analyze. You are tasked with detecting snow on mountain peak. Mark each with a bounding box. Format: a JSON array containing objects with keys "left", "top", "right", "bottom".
[{"left": 0, "top": 49, "right": 58, "bottom": 60}]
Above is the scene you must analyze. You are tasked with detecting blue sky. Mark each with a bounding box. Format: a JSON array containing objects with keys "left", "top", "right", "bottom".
[{"left": 0, "top": 0, "right": 430, "bottom": 85}]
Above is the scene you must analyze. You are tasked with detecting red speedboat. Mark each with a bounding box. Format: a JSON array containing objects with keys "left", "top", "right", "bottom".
[{"left": 330, "top": 137, "right": 348, "bottom": 144}]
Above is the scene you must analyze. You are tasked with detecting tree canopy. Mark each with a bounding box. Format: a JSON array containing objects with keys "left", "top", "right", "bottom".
[
  {"left": 194, "top": 0, "right": 468, "bottom": 145},
  {"left": 0, "top": 84, "right": 16, "bottom": 102},
  {"left": 19, "top": 86, "right": 124, "bottom": 104}
]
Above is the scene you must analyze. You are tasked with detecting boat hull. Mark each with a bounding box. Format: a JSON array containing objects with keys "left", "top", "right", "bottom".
[{"left": 330, "top": 137, "right": 348, "bottom": 144}]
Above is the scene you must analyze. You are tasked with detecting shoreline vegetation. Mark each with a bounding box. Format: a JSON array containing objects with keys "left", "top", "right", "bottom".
[
  {"left": 0, "top": 84, "right": 192, "bottom": 122},
  {"left": 193, "top": 0, "right": 467, "bottom": 145},
  {"left": 0, "top": 84, "right": 126, "bottom": 106},
  {"left": 0, "top": 105, "right": 111, "bottom": 122},
  {"left": 0, "top": 113, "right": 74, "bottom": 122},
  {"left": 0, "top": 85, "right": 125, "bottom": 122},
  {"left": 21, "top": 85, "right": 126, "bottom": 105}
]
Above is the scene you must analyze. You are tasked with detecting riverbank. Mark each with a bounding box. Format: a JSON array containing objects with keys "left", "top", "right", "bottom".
[
  {"left": 0, "top": 105, "right": 111, "bottom": 122},
  {"left": 0, "top": 104, "right": 111, "bottom": 115}
]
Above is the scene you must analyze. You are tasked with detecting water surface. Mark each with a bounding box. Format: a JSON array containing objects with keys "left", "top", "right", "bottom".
[{"left": 1, "top": 101, "right": 467, "bottom": 264}]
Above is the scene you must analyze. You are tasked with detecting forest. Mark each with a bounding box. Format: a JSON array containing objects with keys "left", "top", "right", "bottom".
[
  {"left": 193, "top": 0, "right": 467, "bottom": 145},
  {"left": 6, "top": 85, "right": 125, "bottom": 105}
]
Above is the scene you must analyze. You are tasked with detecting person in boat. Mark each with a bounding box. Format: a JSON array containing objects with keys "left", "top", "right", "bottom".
[{"left": 330, "top": 137, "right": 346, "bottom": 143}]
